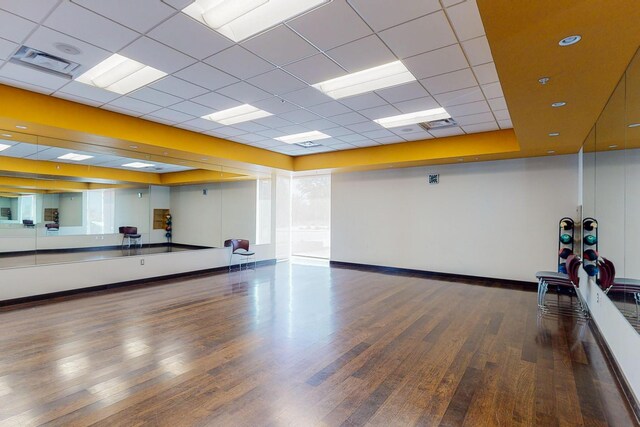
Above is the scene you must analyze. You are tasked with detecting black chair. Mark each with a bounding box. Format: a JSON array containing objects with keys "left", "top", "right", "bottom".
[
  {"left": 224, "top": 239, "right": 255, "bottom": 271},
  {"left": 22, "top": 219, "right": 35, "bottom": 228},
  {"left": 119, "top": 226, "right": 142, "bottom": 248}
]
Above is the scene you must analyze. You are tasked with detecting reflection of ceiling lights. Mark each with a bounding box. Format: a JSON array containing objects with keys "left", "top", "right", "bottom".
[
  {"left": 313, "top": 61, "right": 416, "bottom": 99},
  {"left": 547, "top": 150, "right": 555, "bottom": 154},
  {"left": 609, "top": 145, "right": 618, "bottom": 149},
  {"left": 76, "top": 54, "right": 166, "bottom": 94},
  {"left": 559, "top": 35, "right": 581, "bottom": 46},
  {"left": 0, "top": 143, "right": 11, "bottom": 152},
  {"left": 275, "top": 130, "right": 330, "bottom": 144},
  {"left": 122, "top": 162, "right": 155, "bottom": 168},
  {"left": 16, "top": 125, "right": 27, "bottom": 129},
  {"left": 1, "top": 134, "right": 11, "bottom": 138},
  {"left": 202, "top": 104, "right": 272, "bottom": 125},
  {"left": 58, "top": 153, "right": 94, "bottom": 161},
  {"left": 551, "top": 102, "right": 566, "bottom": 107},
  {"left": 629, "top": 123, "right": 640, "bottom": 128},
  {"left": 549, "top": 132, "right": 560, "bottom": 137},
  {"left": 183, "top": 0, "right": 330, "bottom": 42},
  {"left": 374, "top": 108, "right": 450, "bottom": 128}
]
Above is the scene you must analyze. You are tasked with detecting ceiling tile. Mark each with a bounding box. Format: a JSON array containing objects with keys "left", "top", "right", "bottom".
[
  {"left": 0, "top": 38, "right": 18, "bottom": 60},
  {"left": 279, "top": 109, "right": 322, "bottom": 124},
  {"left": 250, "top": 97, "right": 298, "bottom": 115},
  {"left": 44, "top": 2, "right": 138, "bottom": 52},
  {"left": 146, "top": 108, "right": 193, "bottom": 123},
  {"left": 149, "top": 76, "right": 208, "bottom": 98},
  {"left": 216, "top": 82, "right": 271, "bottom": 104},
  {"left": 107, "top": 96, "right": 162, "bottom": 115},
  {"left": 473, "top": 62, "right": 499, "bottom": 84},
  {"left": 445, "top": 0, "right": 485, "bottom": 41},
  {"left": 447, "top": 100, "right": 491, "bottom": 117},
  {"left": 327, "top": 35, "right": 395, "bottom": 73},
  {"left": 101, "top": 104, "right": 143, "bottom": 117},
  {"left": 498, "top": 119, "right": 513, "bottom": 129},
  {"left": 348, "top": 0, "right": 441, "bottom": 31},
  {"left": 169, "top": 100, "right": 213, "bottom": 116},
  {"left": 379, "top": 11, "right": 456, "bottom": 59},
  {"left": 71, "top": 0, "right": 175, "bottom": 33},
  {"left": 174, "top": 63, "right": 238, "bottom": 91},
  {"left": 376, "top": 81, "right": 431, "bottom": 104},
  {"left": 204, "top": 46, "right": 274, "bottom": 80},
  {"left": 120, "top": 37, "right": 196, "bottom": 74},
  {"left": 393, "top": 96, "right": 440, "bottom": 114},
  {"left": 288, "top": 0, "right": 372, "bottom": 51},
  {"left": 429, "top": 126, "right": 465, "bottom": 138},
  {"left": 277, "top": 124, "right": 310, "bottom": 134},
  {"left": 57, "top": 81, "right": 120, "bottom": 104},
  {"left": 461, "top": 36, "right": 492, "bottom": 67},
  {"left": 231, "top": 122, "right": 270, "bottom": 133},
  {"left": 283, "top": 54, "right": 346, "bottom": 85},
  {"left": 352, "top": 140, "right": 379, "bottom": 148},
  {"left": 404, "top": 44, "right": 468, "bottom": 79},
  {"left": 441, "top": 0, "right": 465, "bottom": 6},
  {"left": 53, "top": 91, "right": 102, "bottom": 107},
  {"left": 323, "top": 142, "right": 356, "bottom": 150},
  {"left": 301, "top": 118, "right": 340, "bottom": 130},
  {"left": 421, "top": 68, "right": 478, "bottom": 95},
  {"left": 331, "top": 111, "right": 368, "bottom": 126},
  {"left": 455, "top": 111, "right": 495, "bottom": 126},
  {"left": 181, "top": 117, "right": 223, "bottom": 131},
  {"left": 0, "top": 0, "right": 60, "bottom": 23},
  {"left": 279, "top": 86, "right": 333, "bottom": 107},
  {"left": 253, "top": 115, "right": 293, "bottom": 129},
  {"left": 148, "top": 14, "right": 232, "bottom": 60},
  {"left": 307, "top": 101, "right": 353, "bottom": 117},
  {"left": 488, "top": 97, "right": 507, "bottom": 111},
  {"left": 190, "top": 91, "right": 240, "bottom": 110},
  {"left": 493, "top": 109, "right": 510, "bottom": 121},
  {"left": 140, "top": 114, "right": 177, "bottom": 126},
  {"left": 324, "top": 127, "right": 354, "bottom": 137},
  {"left": 361, "top": 129, "right": 394, "bottom": 139},
  {"left": 375, "top": 136, "right": 404, "bottom": 144},
  {"left": 129, "top": 87, "right": 182, "bottom": 107},
  {"left": 434, "top": 86, "right": 485, "bottom": 107},
  {"left": 403, "top": 131, "right": 433, "bottom": 141},
  {"left": 481, "top": 82, "right": 503, "bottom": 99},
  {"left": 209, "top": 127, "right": 247, "bottom": 137},
  {"left": 242, "top": 24, "right": 318, "bottom": 66},
  {"left": 0, "top": 9, "right": 37, "bottom": 43},
  {"left": 338, "top": 133, "right": 369, "bottom": 142},
  {"left": 0, "top": 62, "right": 68, "bottom": 91},
  {"left": 256, "top": 129, "right": 286, "bottom": 138},
  {"left": 462, "top": 121, "right": 499, "bottom": 134},
  {"left": 358, "top": 104, "right": 402, "bottom": 120},
  {"left": 160, "top": 0, "right": 192, "bottom": 11},
  {"left": 346, "top": 121, "right": 384, "bottom": 133},
  {"left": 246, "top": 69, "right": 307, "bottom": 95},
  {"left": 339, "top": 92, "right": 387, "bottom": 110},
  {"left": 234, "top": 133, "right": 269, "bottom": 143},
  {"left": 22, "top": 26, "right": 111, "bottom": 76}
]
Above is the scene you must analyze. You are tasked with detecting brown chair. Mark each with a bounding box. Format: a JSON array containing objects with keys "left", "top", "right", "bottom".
[
  {"left": 45, "top": 223, "right": 59, "bottom": 231},
  {"left": 224, "top": 239, "right": 255, "bottom": 271},
  {"left": 119, "top": 226, "right": 142, "bottom": 248}
]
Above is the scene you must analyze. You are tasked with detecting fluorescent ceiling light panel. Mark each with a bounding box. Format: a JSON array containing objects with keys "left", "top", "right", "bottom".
[
  {"left": 274, "top": 130, "right": 331, "bottom": 144},
  {"left": 183, "top": 0, "right": 330, "bottom": 42},
  {"left": 374, "top": 108, "right": 451, "bottom": 128},
  {"left": 57, "top": 153, "right": 94, "bottom": 161},
  {"left": 122, "top": 162, "right": 155, "bottom": 168},
  {"left": 0, "top": 143, "right": 11, "bottom": 152},
  {"left": 202, "top": 104, "right": 272, "bottom": 125},
  {"left": 313, "top": 61, "right": 416, "bottom": 100},
  {"left": 76, "top": 54, "right": 167, "bottom": 94}
]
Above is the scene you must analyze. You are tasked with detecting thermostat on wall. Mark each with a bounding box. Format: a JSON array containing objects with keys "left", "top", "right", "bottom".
[{"left": 428, "top": 174, "right": 439, "bottom": 185}]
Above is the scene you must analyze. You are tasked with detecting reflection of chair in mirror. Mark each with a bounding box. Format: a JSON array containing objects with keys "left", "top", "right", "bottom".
[
  {"left": 119, "top": 226, "right": 142, "bottom": 249},
  {"left": 22, "top": 220, "right": 35, "bottom": 228},
  {"left": 224, "top": 239, "right": 255, "bottom": 272},
  {"left": 45, "top": 223, "right": 59, "bottom": 232},
  {"left": 598, "top": 258, "right": 640, "bottom": 322}
]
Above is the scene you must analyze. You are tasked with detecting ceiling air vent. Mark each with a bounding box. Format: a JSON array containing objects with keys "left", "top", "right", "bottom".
[
  {"left": 10, "top": 46, "right": 80, "bottom": 79},
  {"left": 296, "top": 141, "right": 321, "bottom": 148},
  {"left": 419, "top": 118, "right": 458, "bottom": 131}
]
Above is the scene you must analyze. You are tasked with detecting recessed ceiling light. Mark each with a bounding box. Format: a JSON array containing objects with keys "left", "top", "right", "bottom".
[
  {"left": 275, "top": 130, "right": 331, "bottom": 144},
  {"left": 313, "top": 61, "right": 416, "bottom": 99},
  {"left": 374, "top": 108, "right": 450, "bottom": 129},
  {"left": 202, "top": 104, "right": 272, "bottom": 125},
  {"left": 129, "top": 145, "right": 138, "bottom": 149},
  {"left": 628, "top": 123, "right": 640, "bottom": 128},
  {"left": 549, "top": 132, "right": 560, "bottom": 137},
  {"left": 559, "top": 35, "right": 581, "bottom": 46},
  {"left": 57, "top": 153, "right": 94, "bottom": 161},
  {"left": 551, "top": 102, "right": 566, "bottom": 107},
  {"left": 547, "top": 150, "right": 556, "bottom": 154},
  {"left": 182, "top": 0, "right": 330, "bottom": 42},
  {"left": 0, "top": 143, "right": 11, "bottom": 152},
  {"left": 54, "top": 43, "right": 81, "bottom": 55},
  {"left": 201, "top": 158, "right": 208, "bottom": 161},
  {"left": 15, "top": 125, "right": 27, "bottom": 129},
  {"left": 609, "top": 145, "right": 618, "bottom": 149},
  {"left": 76, "top": 54, "right": 167, "bottom": 94},
  {"left": 122, "top": 162, "right": 155, "bottom": 168},
  {"left": 457, "top": 158, "right": 464, "bottom": 162},
  {"left": 1, "top": 134, "right": 11, "bottom": 138},
  {"left": 538, "top": 77, "right": 550, "bottom": 85}
]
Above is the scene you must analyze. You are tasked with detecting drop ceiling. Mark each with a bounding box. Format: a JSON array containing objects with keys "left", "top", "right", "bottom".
[{"left": 0, "top": 0, "right": 511, "bottom": 157}]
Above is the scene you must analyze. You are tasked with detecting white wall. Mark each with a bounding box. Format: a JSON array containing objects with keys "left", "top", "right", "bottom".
[
  {"left": 59, "top": 193, "right": 82, "bottom": 226},
  {"left": 149, "top": 185, "right": 171, "bottom": 244},
  {"left": 221, "top": 180, "right": 257, "bottom": 244},
  {"left": 331, "top": 155, "right": 579, "bottom": 282},
  {"left": 115, "top": 188, "right": 150, "bottom": 235},
  {"left": 170, "top": 183, "right": 222, "bottom": 247}
]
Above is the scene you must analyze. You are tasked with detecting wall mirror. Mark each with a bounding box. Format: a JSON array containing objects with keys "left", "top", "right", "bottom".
[{"left": 584, "top": 46, "right": 640, "bottom": 332}]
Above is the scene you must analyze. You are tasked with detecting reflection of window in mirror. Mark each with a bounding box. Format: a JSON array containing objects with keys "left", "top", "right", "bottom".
[
  {"left": 18, "top": 195, "right": 35, "bottom": 223},
  {"left": 256, "top": 179, "right": 271, "bottom": 244},
  {"left": 86, "top": 189, "right": 115, "bottom": 234}
]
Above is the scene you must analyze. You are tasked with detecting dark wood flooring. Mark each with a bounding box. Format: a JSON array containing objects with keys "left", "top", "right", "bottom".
[{"left": 0, "top": 261, "right": 636, "bottom": 426}]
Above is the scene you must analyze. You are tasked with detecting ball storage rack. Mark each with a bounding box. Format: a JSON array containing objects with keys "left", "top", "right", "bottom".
[
  {"left": 558, "top": 217, "right": 575, "bottom": 274},
  {"left": 582, "top": 217, "right": 599, "bottom": 277}
]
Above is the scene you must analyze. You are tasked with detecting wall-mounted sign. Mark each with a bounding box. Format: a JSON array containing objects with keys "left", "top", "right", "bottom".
[{"left": 428, "top": 173, "right": 439, "bottom": 185}]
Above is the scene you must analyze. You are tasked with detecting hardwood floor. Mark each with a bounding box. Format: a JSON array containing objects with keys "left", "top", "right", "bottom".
[{"left": 0, "top": 261, "right": 636, "bottom": 426}]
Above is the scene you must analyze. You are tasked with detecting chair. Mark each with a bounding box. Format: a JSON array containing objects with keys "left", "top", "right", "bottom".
[
  {"left": 22, "top": 219, "right": 35, "bottom": 228},
  {"left": 536, "top": 255, "right": 588, "bottom": 317},
  {"left": 119, "top": 226, "right": 142, "bottom": 248},
  {"left": 224, "top": 239, "right": 255, "bottom": 271},
  {"left": 45, "top": 223, "right": 59, "bottom": 231}
]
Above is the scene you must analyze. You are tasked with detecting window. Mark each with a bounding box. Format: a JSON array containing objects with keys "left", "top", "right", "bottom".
[
  {"left": 18, "top": 195, "right": 35, "bottom": 222},
  {"left": 85, "top": 189, "right": 115, "bottom": 234},
  {"left": 256, "top": 179, "right": 272, "bottom": 244},
  {"left": 291, "top": 174, "right": 331, "bottom": 258}
]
